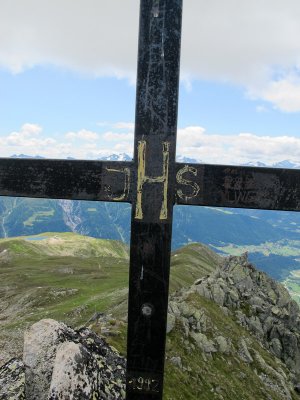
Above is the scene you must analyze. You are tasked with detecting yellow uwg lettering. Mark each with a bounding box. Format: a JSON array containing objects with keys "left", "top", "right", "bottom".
[{"left": 135, "top": 140, "right": 170, "bottom": 220}]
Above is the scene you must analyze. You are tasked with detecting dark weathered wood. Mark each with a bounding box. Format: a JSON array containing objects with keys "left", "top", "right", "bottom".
[
  {"left": 0, "top": 158, "right": 133, "bottom": 202},
  {"left": 126, "top": 1, "right": 182, "bottom": 398},
  {"left": 175, "top": 163, "right": 300, "bottom": 211}
]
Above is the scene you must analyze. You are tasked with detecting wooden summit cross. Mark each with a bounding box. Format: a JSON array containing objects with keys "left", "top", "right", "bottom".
[{"left": 1, "top": 1, "right": 300, "bottom": 399}]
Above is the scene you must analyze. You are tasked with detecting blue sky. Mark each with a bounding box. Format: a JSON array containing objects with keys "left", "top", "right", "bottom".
[{"left": 1, "top": 0, "right": 300, "bottom": 165}]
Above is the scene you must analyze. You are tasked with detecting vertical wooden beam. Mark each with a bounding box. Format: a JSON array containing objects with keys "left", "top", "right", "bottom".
[{"left": 126, "top": 1, "right": 182, "bottom": 398}]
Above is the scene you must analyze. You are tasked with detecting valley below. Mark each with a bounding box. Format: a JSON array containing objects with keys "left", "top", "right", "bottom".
[{"left": 1, "top": 196, "right": 300, "bottom": 281}]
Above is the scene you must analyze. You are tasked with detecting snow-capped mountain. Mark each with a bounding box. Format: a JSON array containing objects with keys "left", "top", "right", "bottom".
[
  {"left": 244, "top": 160, "right": 300, "bottom": 169},
  {"left": 98, "top": 153, "right": 132, "bottom": 161},
  {"left": 176, "top": 155, "right": 199, "bottom": 163},
  {"left": 272, "top": 160, "right": 300, "bottom": 169},
  {"left": 8, "top": 153, "right": 300, "bottom": 170},
  {"left": 99, "top": 154, "right": 199, "bottom": 163},
  {"left": 10, "top": 154, "right": 45, "bottom": 159},
  {"left": 242, "top": 161, "right": 267, "bottom": 167}
]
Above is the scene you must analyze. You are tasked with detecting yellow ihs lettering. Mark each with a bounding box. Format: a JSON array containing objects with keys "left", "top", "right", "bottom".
[
  {"left": 176, "top": 165, "right": 200, "bottom": 201},
  {"left": 106, "top": 167, "right": 130, "bottom": 201},
  {"left": 135, "top": 140, "right": 170, "bottom": 220}
]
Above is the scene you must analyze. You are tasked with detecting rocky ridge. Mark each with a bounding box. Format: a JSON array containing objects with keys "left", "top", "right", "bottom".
[
  {"left": 2, "top": 253, "right": 300, "bottom": 399},
  {"left": 167, "top": 253, "right": 300, "bottom": 399}
]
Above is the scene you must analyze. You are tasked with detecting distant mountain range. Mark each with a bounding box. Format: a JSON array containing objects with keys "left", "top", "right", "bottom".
[
  {"left": 243, "top": 160, "right": 300, "bottom": 169},
  {"left": 99, "top": 153, "right": 132, "bottom": 161},
  {"left": 1, "top": 154, "right": 300, "bottom": 280},
  {"left": 9, "top": 153, "right": 300, "bottom": 169},
  {"left": 0, "top": 195, "right": 299, "bottom": 279}
]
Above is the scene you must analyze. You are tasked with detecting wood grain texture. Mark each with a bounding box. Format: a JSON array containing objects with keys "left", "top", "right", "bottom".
[
  {"left": 126, "top": 1, "right": 182, "bottom": 399},
  {"left": 0, "top": 158, "right": 133, "bottom": 203},
  {"left": 175, "top": 163, "right": 300, "bottom": 211}
]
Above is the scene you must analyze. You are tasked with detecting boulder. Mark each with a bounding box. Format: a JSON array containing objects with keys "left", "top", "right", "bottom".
[
  {"left": 189, "top": 332, "right": 217, "bottom": 354},
  {"left": 4, "top": 318, "right": 128, "bottom": 399},
  {"left": 23, "top": 319, "right": 68, "bottom": 400},
  {"left": 0, "top": 358, "right": 25, "bottom": 400},
  {"left": 215, "top": 336, "right": 231, "bottom": 354}
]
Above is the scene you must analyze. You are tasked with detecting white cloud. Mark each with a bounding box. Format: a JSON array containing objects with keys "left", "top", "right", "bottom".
[
  {"left": 177, "top": 126, "right": 206, "bottom": 147},
  {"left": 19, "top": 123, "right": 42, "bottom": 136},
  {"left": 0, "top": 123, "right": 54, "bottom": 148},
  {"left": 251, "top": 75, "right": 300, "bottom": 112},
  {"left": 0, "top": 123, "right": 135, "bottom": 159},
  {"left": 0, "top": 123, "right": 54, "bottom": 155},
  {"left": 111, "top": 122, "right": 135, "bottom": 130},
  {"left": 255, "top": 105, "right": 268, "bottom": 113},
  {"left": 2, "top": 122, "right": 300, "bottom": 165},
  {"left": 0, "top": 0, "right": 139, "bottom": 79},
  {"left": 177, "top": 126, "right": 300, "bottom": 165},
  {"left": 103, "top": 131, "right": 134, "bottom": 142},
  {"left": 2, "top": 1, "right": 300, "bottom": 110},
  {"left": 65, "top": 129, "right": 99, "bottom": 141}
]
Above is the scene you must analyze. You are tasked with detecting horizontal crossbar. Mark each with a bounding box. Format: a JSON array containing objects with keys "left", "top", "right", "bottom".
[
  {"left": 175, "top": 163, "right": 300, "bottom": 211},
  {"left": 0, "top": 158, "right": 133, "bottom": 203},
  {"left": 1, "top": 159, "right": 300, "bottom": 212}
]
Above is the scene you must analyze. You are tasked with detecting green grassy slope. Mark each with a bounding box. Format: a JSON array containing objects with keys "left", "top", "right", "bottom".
[
  {"left": 1, "top": 196, "right": 300, "bottom": 282},
  {"left": 170, "top": 242, "right": 220, "bottom": 290},
  {"left": 0, "top": 233, "right": 128, "bottom": 326},
  {"left": 0, "top": 234, "right": 220, "bottom": 365},
  {"left": 0, "top": 234, "right": 298, "bottom": 399}
]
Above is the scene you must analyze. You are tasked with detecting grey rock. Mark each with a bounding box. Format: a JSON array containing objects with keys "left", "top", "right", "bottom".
[
  {"left": 49, "top": 342, "right": 97, "bottom": 399},
  {"left": 263, "top": 316, "right": 276, "bottom": 334},
  {"left": 23, "top": 319, "right": 70, "bottom": 400},
  {"left": 19, "top": 319, "right": 126, "bottom": 399},
  {"left": 192, "top": 310, "right": 208, "bottom": 332},
  {"left": 254, "top": 351, "right": 292, "bottom": 400},
  {"left": 211, "top": 283, "right": 225, "bottom": 306},
  {"left": 169, "top": 356, "right": 182, "bottom": 369},
  {"left": 215, "top": 336, "right": 231, "bottom": 354},
  {"left": 167, "top": 313, "right": 176, "bottom": 334},
  {"left": 189, "top": 332, "right": 217, "bottom": 353},
  {"left": 226, "top": 288, "right": 239, "bottom": 307},
  {"left": 271, "top": 306, "right": 281, "bottom": 316},
  {"left": 0, "top": 358, "right": 25, "bottom": 400},
  {"left": 194, "top": 284, "right": 212, "bottom": 300},
  {"left": 267, "top": 289, "right": 277, "bottom": 305},
  {"left": 48, "top": 338, "right": 125, "bottom": 400},
  {"left": 247, "top": 315, "right": 264, "bottom": 338},
  {"left": 168, "top": 301, "right": 180, "bottom": 317},
  {"left": 237, "top": 338, "right": 253, "bottom": 363},
  {"left": 271, "top": 338, "right": 282, "bottom": 358},
  {"left": 235, "top": 310, "right": 247, "bottom": 327},
  {"left": 178, "top": 302, "right": 193, "bottom": 318},
  {"left": 190, "top": 254, "right": 300, "bottom": 380},
  {"left": 249, "top": 295, "right": 264, "bottom": 308},
  {"left": 258, "top": 373, "right": 292, "bottom": 400},
  {"left": 294, "top": 383, "right": 300, "bottom": 393}
]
